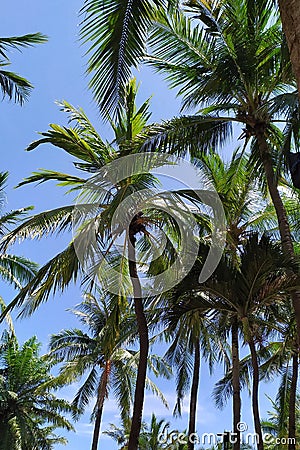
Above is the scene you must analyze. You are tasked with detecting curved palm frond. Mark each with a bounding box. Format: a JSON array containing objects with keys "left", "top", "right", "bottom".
[
  {"left": 80, "top": 0, "right": 175, "bottom": 115},
  {"left": 0, "top": 33, "right": 47, "bottom": 104}
]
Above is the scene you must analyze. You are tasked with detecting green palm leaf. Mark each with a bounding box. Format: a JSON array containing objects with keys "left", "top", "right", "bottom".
[
  {"left": 80, "top": 0, "right": 174, "bottom": 115},
  {"left": 0, "top": 33, "right": 47, "bottom": 104}
]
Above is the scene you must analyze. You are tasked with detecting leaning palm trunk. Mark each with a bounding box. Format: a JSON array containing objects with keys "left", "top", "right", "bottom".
[
  {"left": 242, "top": 317, "right": 263, "bottom": 450},
  {"left": 255, "top": 129, "right": 300, "bottom": 346},
  {"left": 127, "top": 222, "right": 149, "bottom": 450},
  {"left": 288, "top": 350, "right": 298, "bottom": 450},
  {"left": 232, "top": 318, "right": 241, "bottom": 450},
  {"left": 91, "top": 361, "right": 111, "bottom": 450},
  {"left": 187, "top": 338, "right": 201, "bottom": 450}
]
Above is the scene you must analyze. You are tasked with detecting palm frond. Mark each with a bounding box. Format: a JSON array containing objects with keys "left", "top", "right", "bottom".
[
  {"left": 0, "top": 243, "right": 80, "bottom": 319},
  {"left": 0, "top": 33, "right": 47, "bottom": 58},
  {"left": 0, "top": 205, "right": 76, "bottom": 251},
  {"left": 140, "top": 115, "right": 233, "bottom": 157},
  {"left": 80, "top": 0, "right": 172, "bottom": 115},
  {"left": 0, "top": 254, "right": 38, "bottom": 290},
  {"left": 0, "top": 68, "right": 33, "bottom": 104}
]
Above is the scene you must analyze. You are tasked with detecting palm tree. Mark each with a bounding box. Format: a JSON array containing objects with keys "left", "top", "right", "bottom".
[
  {"left": 0, "top": 332, "right": 74, "bottom": 449},
  {"left": 104, "top": 413, "right": 186, "bottom": 450},
  {"left": 48, "top": 293, "right": 170, "bottom": 450},
  {"left": 0, "top": 33, "right": 47, "bottom": 104},
  {"left": 142, "top": 413, "right": 172, "bottom": 450},
  {"left": 169, "top": 251, "right": 240, "bottom": 450},
  {"left": 162, "top": 299, "right": 223, "bottom": 450},
  {"left": 0, "top": 80, "right": 178, "bottom": 449},
  {"left": 253, "top": 300, "right": 299, "bottom": 450},
  {"left": 169, "top": 234, "right": 299, "bottom": 450},
  {"left": 49, "top": 294, "right": 135, "bottom": 450},
  {"left": 163, "top": 149, "right": 279, "bottom": 450},
  {"left": 214, "top": 300, "right": 300, "bottom": 450},
  {"left": 261, "top": 393, "right": 300, "bottom": 450}
]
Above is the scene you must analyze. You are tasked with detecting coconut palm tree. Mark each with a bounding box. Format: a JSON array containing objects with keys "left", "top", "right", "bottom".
[
  {"left": 162, "top": 149, "right": 280, "bottom": 450},
  {"left": 261, "top": 393, "right": 300, "bottom": 450},
  {"left": 142, "top": 413, "right": 173, "bottom": 450},
  {"left": 0, "top": 80, "right": 179, "bottom": 449},
  {"left": 161, "top": 299, "right": 225, "bottom": 450},
  {"left": 0, "top": 332, "right": 74, "bottom": 449},
  {"left": 168, "top": 247, "right": 241, "bottom": 450},
  {"left": 104, "top": 413, "right": 186, "bottom": 449},
  {"left": 215, "top": 302, "right": 299, "bottom": 450},
  {"left": 0, "top": 33, "right": 47, "bottom": 104},
  {"left": 169, "top": 234, "right": 299, "bottom": 450},
  {"left": 48, "top": 293, "right": 170, "bottom": 450}
]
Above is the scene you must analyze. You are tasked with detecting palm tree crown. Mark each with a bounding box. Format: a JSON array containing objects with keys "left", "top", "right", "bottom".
[{"left": 0, "top": 332, "right": 74, "bottom": 449}]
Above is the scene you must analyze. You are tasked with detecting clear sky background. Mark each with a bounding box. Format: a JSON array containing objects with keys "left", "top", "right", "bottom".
[{"left": 1, "top": 2, "right": 278, "bottom": 449}]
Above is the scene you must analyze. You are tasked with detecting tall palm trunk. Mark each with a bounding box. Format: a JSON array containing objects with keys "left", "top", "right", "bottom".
[
  {"left": 187, "top": 338, "right": 201, "bottom": 450},
  {"left": 232, "top": 318, "right": 241, "bottom": 450},
  {"left": 91, "top": 396, "right": 104, "bottom": 450},
  {"left": 255, "top": 129, "right": 300, "bottom": 345},
  {"left": 242, "top": 317, "right": 263, "bottom": 450},
  {"left": 127, "top": 223, "right": 149, "bottom": 450},
  {"left": 288, "top": 350, "right": 298, "bottom": 450},
  {"left": 278, "top": 0, "right": 300, "bottom": 97},
  {"left": 91, "top": 361, "right": 111, "bottom": 450}
]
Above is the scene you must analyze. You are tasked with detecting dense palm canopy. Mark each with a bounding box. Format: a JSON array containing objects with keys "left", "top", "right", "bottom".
[
  {"left": 0, "top": 33, "right": 47, "bottom": 104},
  {"left": 143, "top": 0, "right": 294, "bottom": 157},
  {"left": 0, "top": 332, "right": 74, "bottom": 449},
  {"left": 3, "top": 1, "right": 300, "bottom": 449}
]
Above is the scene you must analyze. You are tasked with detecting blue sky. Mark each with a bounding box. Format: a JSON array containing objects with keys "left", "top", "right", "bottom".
[{"left": 1, "top": 2, "right": 279, "bottom": 449}]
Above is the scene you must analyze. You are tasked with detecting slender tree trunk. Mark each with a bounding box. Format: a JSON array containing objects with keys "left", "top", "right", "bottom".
[
  {"left": 242, "top": 317, "right": 263, "bottom": 450},
  {"left": 91, "top": 402, "right": 104, "bottom": 450},
  {"left": 127, "top": 225, "right": 149, "bottom": 450},
  {"left": 91, "top": 361, "right": 111, "bottom": 450},
  {"left": 187, "top": 338, "right": 201, "bottom": 450},
  {"left": 288, "top": 351, "right": 298, "bottom": 450},
  {"left": 255, "top": 130, "right": 299, "bottom": 449},
  {"left": 255, "top": 130, "right": 300, "bottom": 346},
  {"left": 278, "top": 0, "right": 300, "bottom": 97},
  {"left": 232, "top": 318, "right": 241, "bottom": 450}
]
